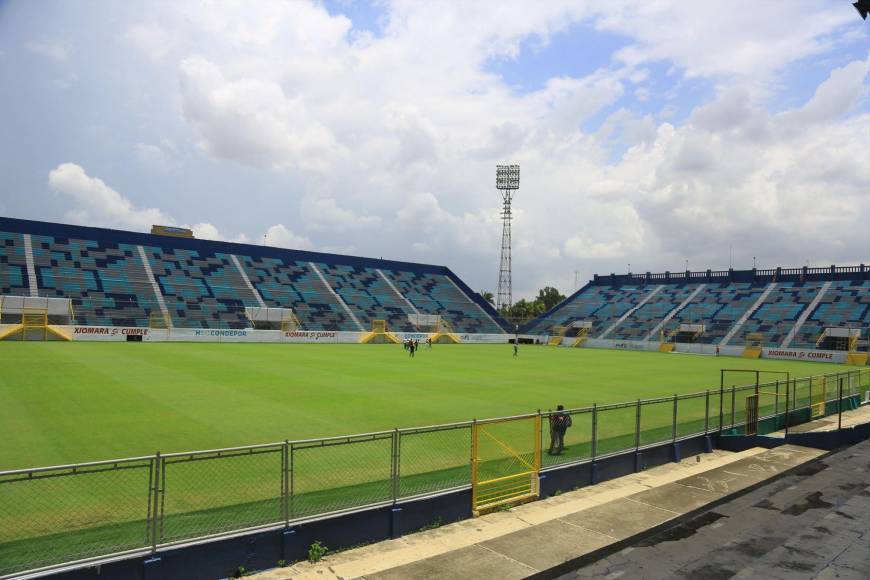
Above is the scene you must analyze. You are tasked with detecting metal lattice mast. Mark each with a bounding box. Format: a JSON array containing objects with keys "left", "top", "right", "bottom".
[{"left": 495, "top": 164, "right": 519, "bottom": 312}]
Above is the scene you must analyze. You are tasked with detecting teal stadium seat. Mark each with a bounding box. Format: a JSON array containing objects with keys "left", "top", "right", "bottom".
[{"left": 0, "top": 218, "right": 507, "bottom": 333}]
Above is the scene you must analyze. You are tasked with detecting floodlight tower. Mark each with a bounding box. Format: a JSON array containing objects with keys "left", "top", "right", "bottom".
[{"left": 495, "top": 164, "right": 520, "bottom": 312}]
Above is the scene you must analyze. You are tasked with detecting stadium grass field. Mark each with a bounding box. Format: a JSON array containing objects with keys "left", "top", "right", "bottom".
[
  {"left": 0, "top": 341, "right": 858, "bottom": 575},
  {"left": 0, "top": 341, "right": 848, "bottom": 470}
]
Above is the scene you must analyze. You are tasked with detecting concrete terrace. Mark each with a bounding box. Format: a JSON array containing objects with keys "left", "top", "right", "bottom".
[
  {"left": 564, "top": 437, "right": 870, "bottom": 579},
  {"left": 251, "top": 445, "right": 826, "bottom": 580}
]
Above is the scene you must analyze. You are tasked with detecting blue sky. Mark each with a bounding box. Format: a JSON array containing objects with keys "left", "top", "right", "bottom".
[{"left": 0, "top": 1, "right": 868, "bottom": 298}]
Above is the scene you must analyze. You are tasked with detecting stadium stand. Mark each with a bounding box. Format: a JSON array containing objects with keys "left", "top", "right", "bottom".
[
  {"left": 670, "top": 282, "right": 768, "bottom": 345},
  {"left": 610, "top": 284, "right": 697, "bottom": 340},
  {"left": 383, "top": 270, "right": 504, "bottom": 334},
  {"left": 317, "top": 263, "right": 413, "bottom": 331},
  {"left": 0, "top": 231, "right": 30, "bottom": 297},
  {"left": 525, "top": 267, "right": 870, "bottom": 351},
  {"left": 790, "top": 279, "right": 870, "bottom": 349},
  {"left": 526, "top": 283, "right": 652, "bottom": 339},
  {"left": 30, "top": 234, "right": 159, "bottom": 327},
  {"left": 238, "top": 256, "right": 355, "bottom": 331},
  {"left": 142, "top": 246, "right": 260, "bottom": 329},
  {"left": 0, "top": 217, "right": 507, "bottom": 333}
]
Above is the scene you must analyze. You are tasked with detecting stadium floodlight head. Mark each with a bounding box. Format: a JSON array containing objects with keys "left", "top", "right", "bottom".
[
  {"left": 496, "top": 164, "right": 520, "bottom": 193},
  {"left": 855, "top": 1, "right": 869, "bottom": 20},
  {"left": 495, "top": 164, "right": 520, "bottom": 312}
]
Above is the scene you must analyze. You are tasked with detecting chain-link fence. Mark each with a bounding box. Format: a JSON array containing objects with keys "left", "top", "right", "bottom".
[
  {"left": 0, "top": 457, "right": 153, "bottom": 577},
  {"left": 1, "top": 368, "right": 867, "bottom": 578},
  {"left": 159, "top": 444, "right": 284, "bottom": 544},
  {"left": 399, "top": 423, "right": 472, "bottom": 498}
]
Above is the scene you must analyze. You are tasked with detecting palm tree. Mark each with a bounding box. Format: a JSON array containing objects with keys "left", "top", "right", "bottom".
[{"left": 479, "top": 291, "right": 495, "bottom": 305}]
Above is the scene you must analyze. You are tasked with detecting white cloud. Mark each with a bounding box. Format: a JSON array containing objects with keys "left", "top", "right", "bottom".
[
  {"left": 779, "top": 55, "right": 870, "bottom": 127},
  {"left": 49, "top": 163, "right": 171, "bottom": 231},
  {"left": 178, "top": 56, "right": 344, "bottom": 171},
  {"left": 599, "top": 1, "right": 855, "bottom": 87},
  {"left": 135, "top": 140, "right": 179, "bottom": 172},
  {"left": 16, "top": 2, "right": 870, "bottom": 299},
  {"left": 24, "top": 40, "right": 69, "bottom": 62},
  {"left": 300, "top": 196, "right": 381, "bottom": 231},
  {"left": 47, "top": 163, "right": 255, "bottom": 244},
  {"left": 263, "top": 224, "right": 315, "bottom": 250},
  {"left": 321, "top": 244, "right": 358, "bottom": 255},
  {"left": 125, "top": 23, "right": 175, "bottom": 62}
]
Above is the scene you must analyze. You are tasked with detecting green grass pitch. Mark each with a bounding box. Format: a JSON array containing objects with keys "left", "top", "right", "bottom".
[
  {"left": 0, "top": 342, "right": 845, "bottom": 470},
  {"left": 0, "top": 342, "right": 853, "bottom": 575}
]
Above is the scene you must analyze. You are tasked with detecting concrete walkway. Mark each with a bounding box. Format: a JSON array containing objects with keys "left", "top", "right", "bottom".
[
  {"left": 564, "top": 437, "right": 870, "bottom": 579},
  {"left": 252, "top": 445, "right": 824, "bottom": 580}
]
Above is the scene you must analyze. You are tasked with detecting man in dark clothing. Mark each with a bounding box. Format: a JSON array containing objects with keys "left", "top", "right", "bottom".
[
  {"left": 409, "top": 340, "right": 415, "bottom": 358},
  {"left": 548, "top": 405, "right": 572, "bottom": 455}
]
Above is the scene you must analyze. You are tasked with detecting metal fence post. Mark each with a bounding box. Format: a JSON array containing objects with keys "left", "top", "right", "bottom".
[
  {"left": 391, "top": 428, "right": 400, "bottom": 503},
  {"left": 784, "top": 380, "right": 791, "bottom": 436},
  {"left": 838, "top": 377, "right": 844, "bottom": 431},
  {"left": 634, "top": 399, "right": 641, "bottom": 450},
  {"left": 282, "top": 440, "right": 289, "bottom": 526},
  {"left": 145, "top": 455, "right": 155, "bottom": 550},
  {"left": 289, "top": 443, "right": 295, "bottom": 521},
  {"left": 471, "top": 419, "right": 478, "bottom": 510},
  {"left": 774, "top": 380, "right": 779, "bottom": 418},
  {"left": 672, "top": 394, "right": 678, "bottom": 441},
  {"left": 150, "top": 451, "right": 161, "bottom": 553},
  {"left": 730, "top": 386, "right": 736, "bottom": 427},
  {"left": 719, "top": 385, "right": 724, "bottom": 433},
  {"left": 809, "top": 378, "right": 813, "bottom": 413},
  {"left": 704, "top": 390, "right": 709, "bottom": 434},
  {"left": 591, "top": 404, "right": 598, "bottom": 461}
]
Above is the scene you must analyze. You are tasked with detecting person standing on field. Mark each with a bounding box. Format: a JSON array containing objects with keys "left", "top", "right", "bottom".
[
  {"left": 513, "top": 342, "right": 518, "bottom": 357},
  {"left": 548, "top": 405, "right": 572, "bottom": 455}
]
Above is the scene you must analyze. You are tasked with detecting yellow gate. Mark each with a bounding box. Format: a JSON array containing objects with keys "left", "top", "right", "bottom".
[
  {"left": 22, "top": 307, "right": 48, "bottom": 341},
  {"left": 810, "top": 376, "right": 827, "bottom": 418},
  {"left": 471, "top": 415, "right": 541, "bottom": 516}
]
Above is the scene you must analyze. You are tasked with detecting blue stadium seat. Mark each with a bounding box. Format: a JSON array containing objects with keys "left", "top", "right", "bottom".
[
  {"left": 740, "top": 282, "right": 823, "bottom": 346},
  {"left": 238, "top": 256, "right": 352, "bottom": 330},
  {"left": 791, "top": 280, "right": 870, "bottom": 348},
  {"left": 317, "top": 264, "right": 416, "bottom": 331},
  {"left": 1, "top": 217, "right": 507, "bottom": 334},
  {"left": 609, "top": 284, "right": 698, "bottom": 340},
  {"left": 144, "top": 247, "right": 262, "bottom": 329},
  {"left": 526, "top": 284, "right": 651, "bottom": 337},
  {"left": 29, "top": 234, "right": 158, "bottom": 327},
  {"left": 525, "top": 268, "right": 870, "bottom": 351},
  {"left": 383, "top": 270, "right": 503, "bottom": 334},
  {"left": 0, "top": 232, "right": 29, "bottom": 296}
]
